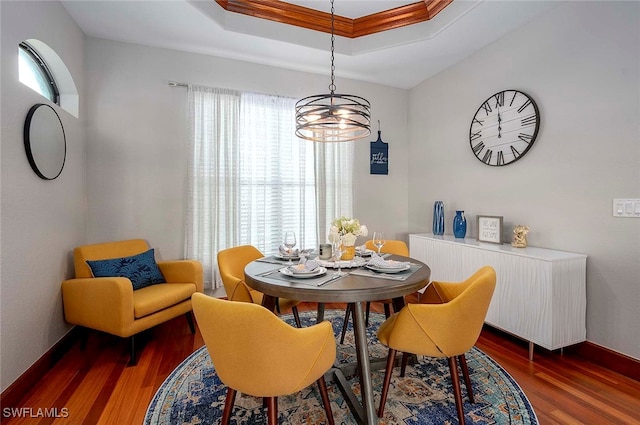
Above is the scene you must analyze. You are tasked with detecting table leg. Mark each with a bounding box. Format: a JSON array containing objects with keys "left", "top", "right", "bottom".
[
  {"left": 352, "top": 302, "right": 378, "bottom": 425},
  {"left": 317, "top": 302, "right": 325, "bottom": 323}
]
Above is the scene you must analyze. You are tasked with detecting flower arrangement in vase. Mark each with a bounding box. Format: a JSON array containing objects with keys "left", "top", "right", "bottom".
[{"left": 329, "top": 217, "right": 368, "bottom": 260}]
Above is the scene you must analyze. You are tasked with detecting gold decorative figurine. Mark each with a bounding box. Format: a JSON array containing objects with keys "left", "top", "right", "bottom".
[{"left": 512, "top": 225, "right": 530, "bottom": 248}]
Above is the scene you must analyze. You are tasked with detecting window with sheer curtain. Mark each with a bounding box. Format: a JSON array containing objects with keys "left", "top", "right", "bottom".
[{"left": 184, "top": 85, "right": 354, "bottom": 288}]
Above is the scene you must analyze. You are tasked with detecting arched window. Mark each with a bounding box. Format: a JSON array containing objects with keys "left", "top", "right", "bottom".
[
  {"left": 17, "top": 39, "right": 78, "bottom": 118},
  {"left": 19, "top": 41, "right": 60, "bottom": 105}
]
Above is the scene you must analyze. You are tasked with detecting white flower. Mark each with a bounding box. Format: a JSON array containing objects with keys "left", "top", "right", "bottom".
[
  {"left": 329, "top": 216, "right": 367, "bottom": 245},
  {"left": 341, "top": 233, "right": 357, "bottom": 246}
]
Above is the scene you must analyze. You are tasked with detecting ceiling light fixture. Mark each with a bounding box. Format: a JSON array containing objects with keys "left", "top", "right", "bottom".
[{"left": 295, "top": 0, "right": 371, "bottom": 142}]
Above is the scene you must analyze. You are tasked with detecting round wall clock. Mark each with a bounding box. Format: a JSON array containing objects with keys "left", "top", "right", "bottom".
[{"left": 469, "top": 90, "right": 540, "bottom": 166}]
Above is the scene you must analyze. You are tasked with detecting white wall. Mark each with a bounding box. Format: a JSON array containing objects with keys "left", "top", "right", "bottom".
[
  {"left": 1, "top": 1, "right": 86, "bottom": 391},
  {"left": 408, "top": 1, "right": 640, "bottom": 359},
  {"left": 84, "top": 39, "right": 410, "bottom": 259}
]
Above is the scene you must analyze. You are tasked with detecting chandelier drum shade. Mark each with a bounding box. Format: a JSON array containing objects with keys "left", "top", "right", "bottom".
[
  {"left": 295, "top": 0, "right": 371, "bottom": 142},
  {"left": 295, "top": 93, "right": 371, "bottom": 142}
]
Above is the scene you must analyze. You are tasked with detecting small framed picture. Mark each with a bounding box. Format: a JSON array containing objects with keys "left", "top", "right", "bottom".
[{"left": 477, "top": 215, "right": 503, "bottom": 244}]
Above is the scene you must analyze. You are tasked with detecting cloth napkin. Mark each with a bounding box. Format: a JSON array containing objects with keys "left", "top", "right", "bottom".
[
  {"left": 367, "top": 253, "right": 410, "bottom": 268},
  {"left": 279, "top": 245, "right": 299, "bottom": 256},
  {"left": 288, "top": 257, "right": 319, "bottom": 273}
]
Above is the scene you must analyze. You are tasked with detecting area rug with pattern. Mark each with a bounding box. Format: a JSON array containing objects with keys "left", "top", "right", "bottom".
[{"left": 145, "top": 309, "right": 538, "bottom": 424}]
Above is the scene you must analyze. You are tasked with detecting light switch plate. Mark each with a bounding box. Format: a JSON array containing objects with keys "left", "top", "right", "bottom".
[{"left": 612, "top": 199, "right": 640, "bottom": 217}]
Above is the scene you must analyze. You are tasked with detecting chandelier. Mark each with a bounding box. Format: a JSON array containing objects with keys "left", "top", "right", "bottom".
[{"left": 295, "top": 0, "right": 371, "bottom": 142}]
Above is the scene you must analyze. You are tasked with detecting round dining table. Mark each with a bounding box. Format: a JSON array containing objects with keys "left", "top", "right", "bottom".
[{"left": 244, "top": 255, "right": 431, "bottom": 425}]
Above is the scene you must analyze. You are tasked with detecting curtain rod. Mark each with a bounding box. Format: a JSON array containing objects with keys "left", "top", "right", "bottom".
[{"left": 168, "top": 81, "right": 188, "bottom": 88}]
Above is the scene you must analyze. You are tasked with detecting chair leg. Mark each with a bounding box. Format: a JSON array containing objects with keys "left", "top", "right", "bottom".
[
  {"left": 317, "top": 375, "right": 335, "bottom": 425},
  {"left": 128, "top": 336, "right": 137, "bottom": 366},
  {"left": 365, "top": 302, "right": 371, "bottom": 326},
  {"left": 221, "top": 387, "right": 237, "bottom": 425},
  {"left": 457, "top": 354, "right": 474, "bottom": 403},
  {"left": 383, "top": 302, "right": 391, "bottom": 318},
  {"left": 340, "top": 303, "right": 353, "bottom": 344},
  {"left": 185, "top": 311, "right": 196, "bottom": 334},
  {"left": 377, "top": 348, "right": 397, "bottom": 418},
  {"left": 78, "top": 326, "right": 89, "bottom": 350},
  {"left": 266, "top": 397, "right": 278, "bottom": 425},
  {"left": 400, "top": 352, "right": 410, "bottom": 377},
  {"left": 292, "top": 306, "right": 302, "bottom": 328},
  {"left": 448, "top": 357, "right": 466, "bottom": 425}
]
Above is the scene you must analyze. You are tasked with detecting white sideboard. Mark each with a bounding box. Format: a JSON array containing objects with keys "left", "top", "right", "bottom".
[{"left": 410, "top": 233, "right": 587, "bottom": 359}]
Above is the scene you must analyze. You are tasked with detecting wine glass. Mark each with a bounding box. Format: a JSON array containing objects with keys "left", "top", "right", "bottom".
[
  {"left": 283, "top": 231, "right": 297, "bottom": 265},
  {"left": 332, "top": 236, "right": 345, "bottom": 276},
  {"left": 373, "top": 232, "right": 386, "bottom": 254}
]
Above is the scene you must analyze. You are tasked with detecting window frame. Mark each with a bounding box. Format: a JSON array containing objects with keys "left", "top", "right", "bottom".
[{"left": 19, "top": 41, "right": 60, "bottom": 105}]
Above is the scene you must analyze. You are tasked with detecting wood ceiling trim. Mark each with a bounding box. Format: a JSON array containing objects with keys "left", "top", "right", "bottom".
[{"left": 215, "top": 0, "right": 452, "bottom": 38}]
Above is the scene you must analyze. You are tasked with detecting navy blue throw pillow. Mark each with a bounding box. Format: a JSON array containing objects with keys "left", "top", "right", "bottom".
[{"left": 87, "top": 249, "right": 165, "bottom": 290}]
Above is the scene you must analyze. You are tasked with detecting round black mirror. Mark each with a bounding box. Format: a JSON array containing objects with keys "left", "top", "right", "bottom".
[{"left": 23, "top": 103, "right": 66, "bottom": 180}]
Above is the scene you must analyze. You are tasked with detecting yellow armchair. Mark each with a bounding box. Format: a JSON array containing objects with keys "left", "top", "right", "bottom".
[
  {"left": 376, "top": 266, "right": 496, "bottom": 424},
  {"left": 192, "top": 293, "right": 336, "bottom": 425},
  {"left": 217, "top": 245, "right": 302, "bottom": 327},
  {"left": 62, "top": 239, "right": 203, "bottom": 364},
  {"left": 364, "top": 239, "right": 409, "bottom": 256}
]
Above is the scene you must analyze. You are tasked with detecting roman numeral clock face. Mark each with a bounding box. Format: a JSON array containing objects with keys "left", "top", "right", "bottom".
[{"left": 469, "top": 90, "right": 540, "bottom": 166}]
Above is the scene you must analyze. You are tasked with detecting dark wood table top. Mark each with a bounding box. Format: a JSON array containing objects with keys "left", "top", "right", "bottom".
[{"left": 244, "top": 255, "right": 431, "bottom": 303}]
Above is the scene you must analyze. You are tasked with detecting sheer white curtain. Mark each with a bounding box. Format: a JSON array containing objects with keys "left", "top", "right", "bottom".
[
  {"left": 238, "top": 92, "right": 318, "bottom": 255},
  {"left": 185, "top": 86, "right": 241, "bottom": 288},
  {"left": 314, "top": 141, "right": 354, "bottom": 245},
  {"left": 184, "top": 85, "right": 353, "bottom": 288}
]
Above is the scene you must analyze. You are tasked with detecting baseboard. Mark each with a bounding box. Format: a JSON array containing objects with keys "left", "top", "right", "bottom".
[
  {"left": 482, "top": 325, "right": 640, "bottom": 382},
  {"left": 565, "top": 341, "right": 640, "bottom": 382},
  {"left": 0, "top": 326, "right": 81, "bottom": 415}
]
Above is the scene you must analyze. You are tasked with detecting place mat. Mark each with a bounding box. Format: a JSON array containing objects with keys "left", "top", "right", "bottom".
[
  {"left": 349, "top": 264, "right": 423, "bottom": 281},
  {"left": 269, "top": 269, "right": 347, "bottom": 287},
  {"left": 255, "top": 255, "right": 296, "bottom": 265}
]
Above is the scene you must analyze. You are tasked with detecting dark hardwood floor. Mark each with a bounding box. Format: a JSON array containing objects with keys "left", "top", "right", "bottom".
[{"left": 3, "top": 295, "right": 640, "bottom": 425}]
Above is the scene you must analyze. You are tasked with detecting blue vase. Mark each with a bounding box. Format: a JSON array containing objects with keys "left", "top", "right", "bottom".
[
  {"left": 433, "top": 201, "right": 445, "bottom": 235},
  {"left": 453, "top": 210, "right": 467, "bottom": 238}
]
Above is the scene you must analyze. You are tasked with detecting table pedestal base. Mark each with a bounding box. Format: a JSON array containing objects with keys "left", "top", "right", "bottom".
[{"left": 331, "top": 301, "right": 418, "bottom": 425}]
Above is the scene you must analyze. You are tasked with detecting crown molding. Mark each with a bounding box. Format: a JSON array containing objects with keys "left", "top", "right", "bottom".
[{"left": 215, "top": 0, "right": 453, "bottom": 38}]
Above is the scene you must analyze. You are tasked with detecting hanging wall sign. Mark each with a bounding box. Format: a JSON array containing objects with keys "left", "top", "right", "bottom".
[{"left": 370, "top": 130, "right": 388, "bottom": 175}]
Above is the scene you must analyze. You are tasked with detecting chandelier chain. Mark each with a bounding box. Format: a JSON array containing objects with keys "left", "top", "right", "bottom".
[
  {"left": 294, "top": 0, "right": 371, "bottom": 142},
  {"left": 329, "top": 0, "right": 336, "bottom": 93}
]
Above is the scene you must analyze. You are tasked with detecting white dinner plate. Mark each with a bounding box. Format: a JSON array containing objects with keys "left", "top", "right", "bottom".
[
  {"left": 287, "top": 264, "right": 320, "bottom": 275},
  {"left": 365, "top": 263, "right": 411, "bottom": 274},
  {"left": 279, "top": 267, "right": 327, "bottom": 278},
  {"left": 275, "top": 252, "right": 300, "bottom": 261}
]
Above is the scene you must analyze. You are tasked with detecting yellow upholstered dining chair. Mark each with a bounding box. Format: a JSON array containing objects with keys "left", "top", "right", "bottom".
[
  {"left": 217, "top": 244, "right": 302, "bottom": 327},
  {"left": 61, "top": 239, "right": 203, "bottom": 365},
  {"left": 191, "top": 293, "right": 336, "bottom": 425},
  {"left": 376, "top": 266, "right": 496, "bottom": 424},
  {"left": 339, "top": 239, "right": 410, "bottom": 344}
]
